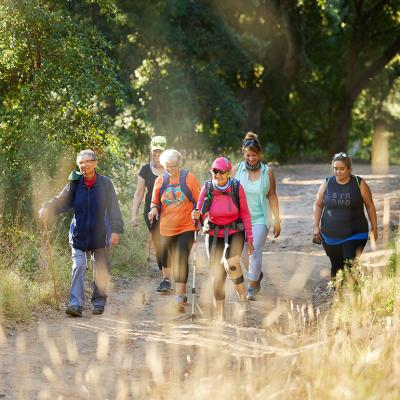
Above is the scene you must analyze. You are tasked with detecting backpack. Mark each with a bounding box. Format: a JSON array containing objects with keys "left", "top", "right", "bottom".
[
  {"left": 201, "top": 178, "right": 240, "bottom": 214},
  {"left": 159, "top": 169, "right": 196, "bottom": 208}
]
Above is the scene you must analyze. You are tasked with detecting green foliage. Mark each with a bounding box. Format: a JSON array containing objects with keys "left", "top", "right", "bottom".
[{"left": 0, "top": 0, "right": 125, "bottom": 222}]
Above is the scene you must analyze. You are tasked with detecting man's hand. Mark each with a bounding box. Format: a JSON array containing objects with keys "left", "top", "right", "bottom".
[
  {"left": 110, "top": 233, "right": 120, "bottom": 246},
  {"left": 38, "top": 208, "right": 49, "bottom": 222}
]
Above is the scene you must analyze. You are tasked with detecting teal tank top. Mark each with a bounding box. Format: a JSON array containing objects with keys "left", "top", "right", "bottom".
[{"left": 235, "top": 161, "right": 270, "bottom": 226}]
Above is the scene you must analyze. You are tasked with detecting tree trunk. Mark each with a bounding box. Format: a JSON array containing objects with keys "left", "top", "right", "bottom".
[
  {"left": 238, "top": 87, "right": 266, "bottom": 134},
  {"left": 371, "top": 119, "right": 389, "bottom": 174},
  {"left": 329, "top": 98, "right": 353, "bottom": 155}
]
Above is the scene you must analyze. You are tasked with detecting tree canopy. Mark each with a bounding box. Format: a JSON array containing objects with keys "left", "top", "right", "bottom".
[{"left": 0, "top": 0, "right": 399, "bottom": 222}]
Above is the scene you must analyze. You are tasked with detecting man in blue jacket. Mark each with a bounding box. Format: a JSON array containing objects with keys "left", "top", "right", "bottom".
[{"left": 39, "top": 150, "right": 124, "bottom": 317}]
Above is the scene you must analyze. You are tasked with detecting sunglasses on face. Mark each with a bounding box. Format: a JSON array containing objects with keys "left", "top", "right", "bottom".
[{"left": 211, "top": 169, "right": 227, "bottom": 175}]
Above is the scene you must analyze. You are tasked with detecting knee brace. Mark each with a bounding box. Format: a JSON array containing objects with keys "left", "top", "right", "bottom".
[{"left": 223, "top": 255, "right": 244, "bottom": 285}]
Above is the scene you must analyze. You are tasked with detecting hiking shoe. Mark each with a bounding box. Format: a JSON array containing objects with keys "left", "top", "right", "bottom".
[
  {"left": 65, "top": 305, "right": 82, "bottom": 317},
  {"left": 157, "top": 278, "right": 172, "bottom": 293},
  {"left": 246, "top": 286, "right": 257, "bottom": 301},
  {"left": 255, "top": 272, "right": 264, "bottom": 293},
  {"left": 92, "top": 306, "right": 104, "bottom": 315},
  {"left": 175, "top": 295, "right": 187, "bottom": 313}
]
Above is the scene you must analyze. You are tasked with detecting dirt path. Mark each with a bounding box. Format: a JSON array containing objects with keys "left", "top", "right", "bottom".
[{"left": 0, "top": 164, "right": 399, "bottom": 399}]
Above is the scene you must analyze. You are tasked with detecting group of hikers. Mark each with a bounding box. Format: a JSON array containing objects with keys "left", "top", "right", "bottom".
[{"left": 38, "top": 132, "right": 378, "bottom": 320}]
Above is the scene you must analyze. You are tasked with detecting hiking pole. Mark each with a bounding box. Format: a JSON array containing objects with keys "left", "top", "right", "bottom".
[
  {"left": 142, "top": 233, "right": 152, "bottom": 305},
  {"left": 43, "top": 220, "right": 60, "bottom": 311},
  {"left": 191, "top": 219, "right": 200, "bottom": 321}
]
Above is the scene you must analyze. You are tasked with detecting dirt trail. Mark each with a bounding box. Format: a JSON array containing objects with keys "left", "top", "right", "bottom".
[{"left": 0, "top": 164, "right": 399, "bottom": 399}]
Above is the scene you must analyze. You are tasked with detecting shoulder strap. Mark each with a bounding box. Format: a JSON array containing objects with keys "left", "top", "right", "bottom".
[
  {"left": 179, "top": 169, "right": 196, "bottom": 208},
  {"left": 205, "top": 180, "right": 213, "bottom": 199},
  {"left": 231, "top": 178, "right": 240, "bottom": 211},
  {"left": 159, "top": 172, "right": 170, "bottom": 202},
  {"left": 355, "top": 175, "right": 361, "bottom": 188}
]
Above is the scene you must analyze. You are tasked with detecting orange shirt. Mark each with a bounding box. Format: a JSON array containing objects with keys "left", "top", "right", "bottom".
[{"left": 152, "top": 171, "right": 200, "bottom": 236}]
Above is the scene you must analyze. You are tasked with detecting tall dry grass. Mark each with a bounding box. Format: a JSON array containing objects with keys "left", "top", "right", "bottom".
[{"left": 0, "top": 236, "right": 399, "bottom": 399}]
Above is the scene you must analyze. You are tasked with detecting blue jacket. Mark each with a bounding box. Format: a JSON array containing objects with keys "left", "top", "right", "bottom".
[{"left": 44, "top": 173, "right": 124, "bottom": 251}]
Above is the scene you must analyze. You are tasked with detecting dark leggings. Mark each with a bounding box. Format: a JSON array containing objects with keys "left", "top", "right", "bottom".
[
  {"left": 163, "top": 231, "right": 194, "bottom": 284},
  {"left": 322, "top": 239, "right": 367, "bottom": 278},
  {"left": 144, "top": 215, "right": 167, "bottom": 270},
  {"left": 208, "top": 232, "right": 245, "bottom": 301}
]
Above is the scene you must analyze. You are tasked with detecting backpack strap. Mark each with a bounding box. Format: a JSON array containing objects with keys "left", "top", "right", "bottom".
[
  {"left": 200, "top": 180, "right": 214, "bottom": 214},
  {"left": 159, "top": 172, "right": 170, "bottom": 204},
  {"left": 231, "top": 178, "right": 240, "bottom": 211},
  {"left": 179, "top": 169, "right": 196, "bottom": 208}
]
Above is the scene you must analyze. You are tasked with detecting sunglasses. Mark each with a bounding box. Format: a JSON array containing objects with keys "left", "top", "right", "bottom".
[
  {"left": 242, "top": 139, "right": 260, "bottom": 147},
  {"left": 333, "top": 152, "right": 348, "bottom": 160},
  {"left": 211, "top": 169, "right": 227, "bottom": 175}
]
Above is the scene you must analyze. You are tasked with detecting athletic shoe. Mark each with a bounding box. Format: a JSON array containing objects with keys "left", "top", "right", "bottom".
[
  {"left": 255, "top": 272, "right": 264, "bottom": 293},
  {"left": 65, "top": 305, "right": 82, "bottom": 317},
  {"left": 157, "top": 278, "right": 172, "bottom": 293},
  {"left": 92, "top": 306, "right": 104, "bottom": 315},
  {"left": 175, "top": 294, "right": 187, "bottom": 313},
  {"left": 246, "top": 286, "right": 257, "bottom": 301}
]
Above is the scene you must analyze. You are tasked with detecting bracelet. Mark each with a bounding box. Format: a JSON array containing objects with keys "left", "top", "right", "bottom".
[{"left": 150, "top": 206, "right": 158, "bottom": 211}]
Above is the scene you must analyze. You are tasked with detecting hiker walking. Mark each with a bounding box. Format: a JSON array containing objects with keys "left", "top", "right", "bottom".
[
  {"left": 233, "top": 132, "right": 281, "bottom": 301},
  {"left": 38, "top": 150, "right": 124, "bottom": 317},
  {"left": 148, "top": 149, "right": 200, "bottom": 312},
  {"left": 192, "top": 156, "right": 254, "bottom": 320},
  {"left": 131, "top": 136, "right": 170, "bottom": 292},
  {"left": 313, "top": 152, "right": 378, "bottom": 279}
]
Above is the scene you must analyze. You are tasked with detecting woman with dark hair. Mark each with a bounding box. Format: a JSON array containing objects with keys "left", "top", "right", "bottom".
[
  {"left": 233, "top": 132, "right": 281, "bottom": 301},
  {"left": 313, "top": 152, "right": 378, "bottom": 278},
  {"left": 131, "top": 136, "right": 170, "bottom": 293}
]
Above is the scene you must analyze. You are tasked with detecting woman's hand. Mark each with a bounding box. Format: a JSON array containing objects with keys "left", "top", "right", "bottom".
[
  {"left": 312, "top": 226, "right": 322, "bottom": 244},
  {"left": 370, "top": 228, "right": 378, "bottom": 242},
  {"left": 273, "top": 221, "right": 281, "bottom": 238},
  {"left": 247, "top": 242, "right": 254, "bottom": 255},
  {"left": 130, "top": 216, "right": 139, "bottom": 228},
  {"left": 148, "top": 207, "right": 158, "bottom": 224},
  {"left": 191, "top": 209, "right": 201, "bottom": 220}
]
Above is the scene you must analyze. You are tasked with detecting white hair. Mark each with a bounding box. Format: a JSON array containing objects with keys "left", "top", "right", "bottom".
[
  {"left": 76, "top": 149, "right": 97, "bottom": 164},
  {"left": 159, "top": 149, "right": 182, "bottom": 168}
]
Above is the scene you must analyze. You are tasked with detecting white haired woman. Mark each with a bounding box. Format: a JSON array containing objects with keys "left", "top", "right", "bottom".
[
  {"left": 131, "top": 136, "right": 170, "bottom": 292},
  {"left": 148, "top": 149, "right": 200, "bottom": 312}
]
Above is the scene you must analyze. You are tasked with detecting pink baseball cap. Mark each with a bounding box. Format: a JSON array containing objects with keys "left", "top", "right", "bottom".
[{"left": 211, "top": 157, "right": 232, "bottom": 171}]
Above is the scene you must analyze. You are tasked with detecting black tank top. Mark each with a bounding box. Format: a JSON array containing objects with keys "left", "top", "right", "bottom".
[
  {"left": 321, "top": 175, "right": 368, "bottom": 238},
  {"left": 138, "top": 163, "right": 158, "bottom": 215}
]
